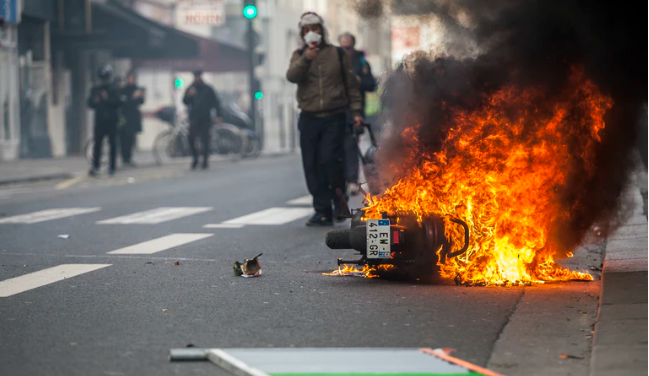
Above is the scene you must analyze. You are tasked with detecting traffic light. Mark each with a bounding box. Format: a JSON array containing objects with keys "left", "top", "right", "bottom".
[
  {"left": 242, "top": 0, "right": 257, "bottom": 19},
  {"left": 252, "top": 78, "right": 262, "bottom": 100},
  {"left": 174, "top": 78, "right": 184, "bottom": 89}
]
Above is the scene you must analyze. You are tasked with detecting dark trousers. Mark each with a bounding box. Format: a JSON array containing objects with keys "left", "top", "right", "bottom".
[
  {"left": 299, "top": 112, "right": 346, "bottom": 217},
  {"left": 343, "top": 125, "right": 360, "bottom": 184},
  {"left": 93, "top": 124, "right": 117, "bottom": 171},
  {"left": 188, "top": 123, "right": 211, "bottom": 164},
  {"left": 119, "top": 127, "right": 136, "bottom": 163}
]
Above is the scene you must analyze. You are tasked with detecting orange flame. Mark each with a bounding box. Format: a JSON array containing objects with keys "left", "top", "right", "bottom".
[
  {"left": 364, "top": 68, "right": 607, "bottom": 286},
  {"left": 323, "top": 264, "right": 395, "bottom": 278}
]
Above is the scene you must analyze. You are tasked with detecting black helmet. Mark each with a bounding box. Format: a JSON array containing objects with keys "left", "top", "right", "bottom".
[{"left": 98, "top": 65, "right": 113, "bottom": 80}]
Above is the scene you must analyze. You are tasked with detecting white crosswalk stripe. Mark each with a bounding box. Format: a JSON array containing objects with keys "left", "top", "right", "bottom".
[
  {"left": 223, "top": 207, "right": 313, "bottom": 225},
  {"left": 0, "top": 208, "right": 101, "bottom": 224},
  {"left": 286, "top": 195, "right": 312, "bottom": 205},
  {"left": 97, "top": 207, "right": 212, "bottom": 224},
  {"left": 203, "top": 223, "right": 245, "bottom": 229},
  {"left": 0, "top": 264, "right": 111, "bottom": 297},
  {"left": 107, "top": 233, "right": 213, "bottom": 254}
]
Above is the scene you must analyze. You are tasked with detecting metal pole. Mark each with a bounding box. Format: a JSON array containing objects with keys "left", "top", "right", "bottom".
[{"left": 246, "top": 18, "right": 256, "bottom": 132}]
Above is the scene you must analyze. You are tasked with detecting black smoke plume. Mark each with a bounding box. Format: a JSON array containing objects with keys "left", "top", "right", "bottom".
[{"left": 358, "top": 0, "right": 647, "bottom": 253}]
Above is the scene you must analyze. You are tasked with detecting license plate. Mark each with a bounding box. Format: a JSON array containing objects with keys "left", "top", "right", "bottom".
[{"left": 366, "top": 219, "right": 391, "bottom": 259}]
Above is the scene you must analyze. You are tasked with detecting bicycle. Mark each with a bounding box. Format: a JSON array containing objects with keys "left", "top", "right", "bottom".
[{"left": 152, "top": 107, "right": 250, "bottom": 165}]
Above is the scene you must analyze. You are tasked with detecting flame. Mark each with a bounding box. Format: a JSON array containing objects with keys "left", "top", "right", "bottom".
[
  {"left": 365, "top": 68, "right": 607, "bottom": 286},
  {"left": 323, "top": 264, "right": 395, "bottom": 278}
]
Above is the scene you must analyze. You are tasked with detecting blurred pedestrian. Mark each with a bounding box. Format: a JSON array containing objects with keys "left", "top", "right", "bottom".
[
  {"left": 183, "top": 70, "right": 223, "bottom": 170},
  {"left": 119, "top": 72, "right": 145, "bottom": 167},
  {"left": 338, "top": 32, "right": 377, "bottom": 196},
  {"left": 87, "top": 65, "right": 121, "bottom": 176},
  {"left": 286, "top": 12, "right": 364, "bottom": 226}
]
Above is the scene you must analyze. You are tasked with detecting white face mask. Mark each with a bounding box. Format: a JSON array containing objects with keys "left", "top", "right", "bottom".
[{"left": 303, "top": 31, "right": 322, "bottom": 47}]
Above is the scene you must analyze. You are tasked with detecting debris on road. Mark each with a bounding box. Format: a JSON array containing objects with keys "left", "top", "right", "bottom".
[
  {"left": 174, "top": 260, "right": 180, "bottom": 266},
  {"left": 233, "top": 253, "right": 263, "bottom": 277},
  {"left": 162, "top": 309, "right": 168, "bottom": 312},
  {"left": 559, "top": 353, "right": 584, "bottom": 360},
  {"left": 57, "top": 234, "right": 70, "bottom": 239}
]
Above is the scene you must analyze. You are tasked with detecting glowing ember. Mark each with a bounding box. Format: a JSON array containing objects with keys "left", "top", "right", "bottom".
[
  {"left": 365, "top": 68, "right": 605, "bottom": 286},
  {"left": 323, "top": 264, "right": 395, "bottom": 278}
]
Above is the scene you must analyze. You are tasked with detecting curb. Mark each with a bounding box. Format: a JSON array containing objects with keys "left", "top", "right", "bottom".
[
  {"left": 0, "top": 152, "right": 297, "bottom": 187},
  {"left": 0, "top": 172, "right": 76, "bottom": 187}
]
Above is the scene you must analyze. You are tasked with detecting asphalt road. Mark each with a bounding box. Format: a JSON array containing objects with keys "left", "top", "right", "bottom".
[{"left": 0, "top": 155, "right": 595, "bottom": 376}]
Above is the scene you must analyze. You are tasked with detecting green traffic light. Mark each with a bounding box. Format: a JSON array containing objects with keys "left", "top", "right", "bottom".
[
  {"left": 174, "top": 78, "right": 184, "bottom": 88},
  {"left": 243, "top": 5, "right": 258, "bottom": 19},
  {"left": 254, "top": 91, "right": 263, "bottom": 100}
]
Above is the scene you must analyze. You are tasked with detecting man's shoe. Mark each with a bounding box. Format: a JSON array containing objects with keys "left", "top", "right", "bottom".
[
  {"left": 191, "top": 160, "right": 198, "bottom": 170},
  {"left": 88, "top": 168, "right": 99, "bottom": 177},
  {"left": 305, "top": 213, "right": 333, "bottom": 227},
  {"left": 201, "top": 161, "right": 209, "bottom": 170},
  {"left": 108, "top": 169, "right": 115, "bottom": 176}
]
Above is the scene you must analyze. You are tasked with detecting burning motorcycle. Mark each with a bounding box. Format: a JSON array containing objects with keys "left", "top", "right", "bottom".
[
  {"left": 325, "top": 123, "right": 471, "bottom": 281},
  {"left": 326, "top": 207, "right": 470, "bottom": 280}
]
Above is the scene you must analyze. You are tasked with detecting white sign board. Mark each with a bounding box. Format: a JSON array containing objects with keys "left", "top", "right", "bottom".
[{"left": 177, "top": 0, "right": 225, "bottom": 26}]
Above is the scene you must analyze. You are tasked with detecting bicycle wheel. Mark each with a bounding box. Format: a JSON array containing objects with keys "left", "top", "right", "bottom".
[
  {"left": 244, "top": 139, "right": 262, "bottom": 159},
  {"left": 153, "top": 129, "right": 188, "bottom": 165}
]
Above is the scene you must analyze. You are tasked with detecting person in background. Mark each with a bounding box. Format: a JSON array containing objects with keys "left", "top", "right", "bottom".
[
  {"left": 119, "top": 72, "right": 145, "bottom": 167},
  {"left": 87, "top": 65, "right": 121, "bottom": 176},
  {"left": 286, "top": 12, "right": 364, "bottom": 226},
  {"left": 338, "top": 32, "right": 377, "bottom": 196},
  {"left": 183, "top": 70, "right": 223, "bottom": 170}
]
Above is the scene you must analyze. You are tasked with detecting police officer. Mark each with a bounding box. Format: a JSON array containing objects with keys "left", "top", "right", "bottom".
[
  {"left": 119, "top": 72, "right": 145, "bottom": 167},
  {"left": 182, "top": 70, "right": 223, "bottom": 170},
  {"left": 87, "top": 65, "right": 121, "bottom": 176}
]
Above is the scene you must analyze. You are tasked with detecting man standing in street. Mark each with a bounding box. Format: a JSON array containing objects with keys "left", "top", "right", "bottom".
[
  {"left": 119, "top": 72, "right": 145, "bottom": 167},
  {"left": 286, "top": 12, "right": 364, "bottom": 226},
  {"left": 87, "top": 65, "right": 121, "bottom": 176},
  {"left": 183, "top": 70, "right": 223, "bottom": 170},
  {"left": 339, "top": 32, "right": 377, "bottom": 196}
]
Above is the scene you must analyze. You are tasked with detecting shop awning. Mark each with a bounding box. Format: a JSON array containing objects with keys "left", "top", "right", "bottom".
[
  {"left": 52, "top": 0, "right": 248, "bottom": 73},
  {"left": 132, "top": 29, "right": 250, "bottom": 73}
]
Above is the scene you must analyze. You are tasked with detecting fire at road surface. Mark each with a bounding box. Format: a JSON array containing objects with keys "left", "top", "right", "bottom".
[
  {"left": 351, "top": 1, "right": 646, "bottom": 287},
  {"left": 365, "top": 69, "right": 605, "bottom": 285}
]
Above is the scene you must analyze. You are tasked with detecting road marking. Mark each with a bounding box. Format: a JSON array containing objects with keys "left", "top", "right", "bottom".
[
  {"left": 0, "top": 264, "right": 111, "bottom": 298},
  {"left": 55, "top": 176, "right": 86, "bottom": 190},
  {"left": 203, "top": 223, "right": 246, "bottom": 229},
  {"left": 286, "top": 195, "right": 312, "bottom": 205},
  {"left": 0, "top": 207, "right": 101, "bottom": 224},
  {"left": 0, "top": 252, "right": 221, "bottom": 262},
  {"left": 97, "top": 207, "right": 212, "bottom": 224},
  {"left": 107, "top": 233, "right": 213, "bottom": 254},
  {"left": 223, "top": 207, "right": 313, "bottom": 225}
]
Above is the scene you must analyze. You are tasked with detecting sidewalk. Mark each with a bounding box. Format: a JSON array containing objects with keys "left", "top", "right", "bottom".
[
  {"left": 590, "top": 169, "right": 648, "bottom": 376},
  {"left": 0, "top": 151, "right": 163, "bottom": 186}
]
